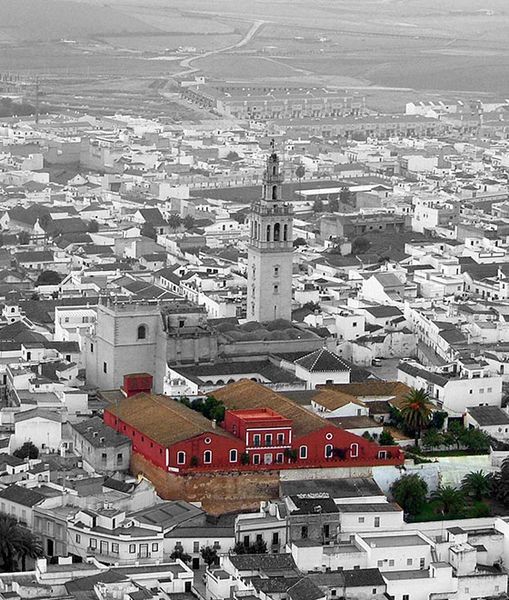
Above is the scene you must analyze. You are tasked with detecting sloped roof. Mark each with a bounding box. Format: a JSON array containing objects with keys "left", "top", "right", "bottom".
[
  {"left": 14, "top": 408, "right": 61, "bottom": 423},
  {"left": 106, "top": 393, "right": 237, "bottom": 447},
  {"left": 310, "top": 388, "right": 365, "bottom": 411},
  {"left": 0, "top": 484, "right": 46, "bottom": 507},
  {"left": 212, "top": 380, "right": 331, "bottom": 438},
  {"left": 373, "top": 273, "right": 404, "bottom": 288},
  {"left": 319, "top": 381, "right": 412, "bottom": 410},
  {"left": 295, "top": 347, "right": 350, "bottom": 373}
]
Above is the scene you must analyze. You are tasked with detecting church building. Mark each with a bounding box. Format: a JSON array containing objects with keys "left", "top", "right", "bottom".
[{"left": 247, "top": 147, "right": 294, "bottom": 322}]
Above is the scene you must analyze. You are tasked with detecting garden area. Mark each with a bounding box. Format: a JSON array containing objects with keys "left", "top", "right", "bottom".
[{"left": 391, "top": 461, "right": 509, "bottom": 523}]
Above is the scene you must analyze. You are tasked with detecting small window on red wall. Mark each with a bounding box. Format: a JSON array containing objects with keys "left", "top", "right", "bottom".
[
  {"left": 177, "top": 451, "right": 186, "bottom": 465},
  {"left": 204, "top": 450, "right": 212, "bottom": 464}
]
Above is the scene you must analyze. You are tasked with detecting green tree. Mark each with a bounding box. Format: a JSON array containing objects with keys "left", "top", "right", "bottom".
[
  {"left": 339, "top": 187, "right": 354, "bottom": 205},
  {"left": 491, "top": 458, "right": 509, "bottom": 506},
  {"left": 446, "top": 421, "right": 465, "bottom": 450},
  {"left": 399, "top": 388, "right": 433, "bottom": 447},
  {"left": 170, "top": 544, "right": 191, "bottom": 563},
  {"left": 87, "top": 220, "right": 99, "bottom": 233},
  {"left": 461, "top": 470, "right": 492, "bottom": 501},
  {"left": 432, "top": 486, "right": 465, "bottom": 516},
  {"left": 379, "top": 430, "right": 395, "bottom": 445},
  {"left": 18, "top": 231, "right": 30, "bottom": 245},
  {"left": 17, "top": 527, "right": 44, "bottom": 571},
  {"left": 36, "top": 270, "right": 62, "bottom": 286},
  {"left": 461, "top": 428, "right": 491, "bottom": 453},
  {"left": 200, "top": 545, "right": 218, "bottom": 567},
  {"left": 183, "top": 215, "right": 196, "bottom": 230},
  {"left": 295, "top": 165, "right": 305, "bottom": 181},
  {"left": 293, "top": 237, "right": 307, "bottom": 247},
  {"left": 0, "top": 514, "right": 43, "bottom": 572},
  {"left": 233, "top": 539, "right": 267, "bottom": 554},
  {"left": 351, "top": 236, "right": 370, "bottom": 254},
  {"left": 13, "top": 441, "right": 39, "bottom": 460},
  {"left": 422, "top": 428, "right": 444, "bottom": 450},
  {"left": 328, "top": 196, "right": 340, "bottom": 212},
  {"left": 313, "top": 198, "right": 324, "bottom": 213},
  {"left": 391, "top": 474, "right": 428, "bottom": 515},
  {"left": 168, "top": 214, "right": 182, "bottom": 231}
]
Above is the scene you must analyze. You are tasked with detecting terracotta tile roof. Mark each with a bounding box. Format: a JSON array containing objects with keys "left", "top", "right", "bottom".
[
  {"left": 212, "top": 380, "right": 330, "bottom": 438},
  {"left": 319, "top": 381, "right": 412, "bottom": 410},
  {"left": 311, "top": 389, "right": 366, "bottom": 411},
  {"left": 106, "top": 393, "right": 236, "bottom": 447}
]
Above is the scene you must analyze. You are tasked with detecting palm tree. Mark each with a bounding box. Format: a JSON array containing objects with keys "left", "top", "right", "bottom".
[
  {"left": 17, "top": 527, "right": 43, "bottom": 571},
  {"left": 491, "top": 458, "right": 509, "bottom": 506},
  {"left": 0, "top": 514, "right": 43, "bottom": 572},
  {"left": 461, "top": 470, "right": 492, "bottom": 501},
  {"left": 399, "top": 388, "right": 433, "bottom": 447},
  {"left": 432, "top": 486, "right": 465, "bottom": 516}
]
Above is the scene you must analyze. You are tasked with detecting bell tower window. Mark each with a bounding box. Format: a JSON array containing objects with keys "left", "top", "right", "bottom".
[
  {"left": 266, "top": 224, "right": 271, "bottom": 241},
  {"left": 274, "top": 223, "right": 280, "bottom": 242},
  {"left": 272, "top": 185, "right": 278, "bottom": 200}
]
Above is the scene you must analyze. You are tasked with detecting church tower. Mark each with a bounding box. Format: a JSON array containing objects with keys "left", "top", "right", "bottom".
[{"left": 247, "top": 144, "right": 293, "bottom": 322}]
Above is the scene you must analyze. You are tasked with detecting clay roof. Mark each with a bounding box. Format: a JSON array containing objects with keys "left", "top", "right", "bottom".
[
  {"left": 106, "top": 393, "right": 236, "bottom": 447},
  {"left": 311, "top": 388, "right": 366, "bottom": 411},
  {"left": 212, "top": 380, "right": 330, "bottom": 438},
  {"left": 319, "top": 381, "right": 412, "bottom": 410}
]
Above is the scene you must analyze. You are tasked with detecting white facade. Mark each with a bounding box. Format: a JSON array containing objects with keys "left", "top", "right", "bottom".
[{"left": 247, "top": 151, "right": 294, "bottom": 323}]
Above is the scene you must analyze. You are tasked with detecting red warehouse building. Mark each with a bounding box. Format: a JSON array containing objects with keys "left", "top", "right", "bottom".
[{"left": 103, "top": 378, "right": 404, "bottom": 474}]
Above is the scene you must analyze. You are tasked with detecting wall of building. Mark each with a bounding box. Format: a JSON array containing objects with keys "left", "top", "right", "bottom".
[{"left": 130, "top": 452, "right": 280, "bottom": 514}]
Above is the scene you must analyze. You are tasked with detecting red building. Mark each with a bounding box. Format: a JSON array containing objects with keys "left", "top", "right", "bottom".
[{"left": 102, "top": 377, "right": 404, "bottom": 474}]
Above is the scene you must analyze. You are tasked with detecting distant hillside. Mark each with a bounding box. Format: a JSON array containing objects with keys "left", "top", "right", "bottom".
[{"left": 0, "top": 0, "right": 160, "bottom": 42}]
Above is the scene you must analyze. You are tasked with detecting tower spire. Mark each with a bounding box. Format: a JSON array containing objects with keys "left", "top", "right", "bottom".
[{"left": 247, "top": 147, "right": 294, "bottom": 323}]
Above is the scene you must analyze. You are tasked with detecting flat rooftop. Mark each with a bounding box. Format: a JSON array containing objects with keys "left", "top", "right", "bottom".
[{"left": 362, "top": 534, "right": 429, "bottom": 548}]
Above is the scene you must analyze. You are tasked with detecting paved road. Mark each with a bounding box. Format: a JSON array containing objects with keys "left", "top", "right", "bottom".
[{"left": 173, "top": 20, "right": 265, "bottom": 79}]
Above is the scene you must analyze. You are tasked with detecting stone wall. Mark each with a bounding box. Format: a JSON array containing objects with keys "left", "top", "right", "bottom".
[{"left": 130, "top": 453, "right": 280, "bottom": 514}]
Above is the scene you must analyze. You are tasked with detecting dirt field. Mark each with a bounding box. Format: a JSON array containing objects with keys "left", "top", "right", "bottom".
[{"left": 2, "top": 0, "right": 508, "bottom": 117}]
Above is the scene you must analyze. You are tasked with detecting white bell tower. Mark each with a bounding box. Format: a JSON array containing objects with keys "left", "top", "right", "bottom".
[{"left": 247, "top": 142, "right": 293, "bottom": 322}]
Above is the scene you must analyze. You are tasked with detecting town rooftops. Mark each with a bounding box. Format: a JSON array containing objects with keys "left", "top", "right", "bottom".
[
  {"left": 280, "top": 477, "right": 384, "bottom": 499},
  {"left": 398, "top": 361, "right": 449, "bottom": 387},
  {"left": 288, "top": 494, "right": 339, "bottom": 515},
  {"left": 467, "top": 406, "right": 509, "bottom": 426},
  {"left": 361, "top": 534, "right": 429, "bottom": 548},
  {"left": 0, "top": 484, "right": 47, "bottom": 507},
  {"left": 131, "top": 500, "right": 203, "bottom": 530},
  {"left": 287, "top": 577, "right": 324, "bottom": 600},
  {"left": 295, "top": 347, "right": 350, "bottom": 373},
  {"left": 364, "top": 305, "right": 403, "bottom": 318},
  {"left": 73, "top": 416, "right": 131, "bottom": 448},
  {"left": 105, "top": 392, "right": 237, "bottom": 447},
  {"left": 309, "top": 567, "right": 385, "bottom": 588},
  {"left": 14, "top": 408, "right": 61, "bottom": 423},
  {"left": 228, "top": 552, "right": 297, "bottom": 573},
  {"left": 212, "top": 379, "right": 332, "bottom": 438}
]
